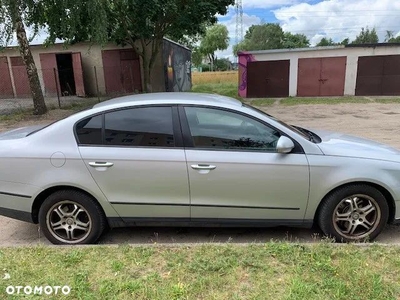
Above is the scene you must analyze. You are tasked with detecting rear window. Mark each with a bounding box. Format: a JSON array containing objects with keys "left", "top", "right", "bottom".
[{"left": 76, "top": 115, "right": 103, "bottom": 145}]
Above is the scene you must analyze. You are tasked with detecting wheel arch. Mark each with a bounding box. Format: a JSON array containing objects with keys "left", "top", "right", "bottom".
[
  {"left": 31, "top": 185, "right": 106, "bottom": 224},
  {"left": 313, "top": 181, "right": 396, "bottom": 224}
]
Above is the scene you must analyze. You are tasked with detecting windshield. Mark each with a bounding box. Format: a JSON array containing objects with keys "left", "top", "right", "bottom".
[{"left": 243, "top": 104, "right": 310, "bottom": 140}]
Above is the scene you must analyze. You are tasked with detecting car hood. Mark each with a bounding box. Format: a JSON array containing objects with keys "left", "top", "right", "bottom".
[
  {"left": 311, "top": 129, "right": 400, "bottom": 162},
  {"left": 0, "top": 125, "right": 46, "bottom": 140}
]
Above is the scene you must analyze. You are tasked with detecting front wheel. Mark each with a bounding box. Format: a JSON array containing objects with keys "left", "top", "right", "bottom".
[
  {"left": 318, "top": 185, "right": 389, "bottom": 242},
  {"left": 39, "top": 190, "right": 106, "bottom": 245}
]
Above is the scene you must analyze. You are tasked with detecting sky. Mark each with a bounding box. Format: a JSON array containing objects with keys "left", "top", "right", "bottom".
[
  {"left": 6, "top": 0, "right": 400, "bottom": 62},
  {"left": 217, "top": 0, "right": 400, "bottom": 60}
]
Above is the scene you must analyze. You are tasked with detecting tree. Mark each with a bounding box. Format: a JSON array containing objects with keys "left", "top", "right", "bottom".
[
  {"left": 191, "top": 47, "right": 204, "bottom": 68},
  {"left": 37, "top": 0, "right": 234, "bottom": 92},
  {"left": 233, "top": 23, "right": 288, "bottom": 55},
  {"left": 0, "top": 0, "right": 47, "bottom": 114},
  {"left": 214, "top": 58, "right": 231, "bottom": 71},
  {"left": 340, "top": 38, "right": 350, "bottom": 45},
  {"left": 282, "top": 32, "right": 309, "bottom": 49},
  {"left": 352, "top": 27, "right": 379, "bottom": 44},
  {"left": 385, "top": 30, "right": 400, "bottom": 43},
  {"left": 199, "top": 24, "right": 229, "bottom": 71},
  {"left": 316, "top": 37, "right": 336, "bottom": 47}
]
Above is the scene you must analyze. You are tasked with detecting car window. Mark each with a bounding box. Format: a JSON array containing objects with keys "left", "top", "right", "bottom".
[
  {"left": 76, "top": 115, "right": 103, "bottom": 145},
  {"left": 184, "top": 107, "right": 281, "bottom": 151},
  {"left": 104, "top": 106, "right": 174, "bottom": 147}
]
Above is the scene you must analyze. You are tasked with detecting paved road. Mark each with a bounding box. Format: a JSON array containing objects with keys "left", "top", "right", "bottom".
[{"left": 1, "top": 216, "right": 400, "bottom": 246}]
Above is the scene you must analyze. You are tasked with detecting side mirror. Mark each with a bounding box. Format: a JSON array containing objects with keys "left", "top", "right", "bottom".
[{"left": 276, "top": 136, "right": 295, "bottom": 154}]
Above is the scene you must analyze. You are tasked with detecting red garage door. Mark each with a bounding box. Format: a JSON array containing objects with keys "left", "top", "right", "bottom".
[
  {"left": 0, "top": 57, "right": 14, "bottom": 98},
  {"left": 247, "top": 60, "right": 290, "bottom": 98},
  {"left": 102, "top": 49, "right": 142, "bottom": 95},
  {"left": 356, "top": 55, "right": 400, "bottom": 96},
  {"left": 39, "top": 53, "right": 59, "bottom": 96},
  {"left": 297, "top": 57, "right": 347, "bottom": 97},
  {"left": 10, "top": 57, "right": 31, "bottom": 98}
]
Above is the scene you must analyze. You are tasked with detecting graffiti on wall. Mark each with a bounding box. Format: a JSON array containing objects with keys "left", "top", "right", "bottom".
[
  {"left": 238, "top": 52, "right": 256, "bottom": 98},
  {"left": 163, "top": 40, "right": 192, "bottom": 92}
]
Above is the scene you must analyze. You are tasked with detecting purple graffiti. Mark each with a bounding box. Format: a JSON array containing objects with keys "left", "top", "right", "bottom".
[{"left": 238, "top": 52, "right": 256, "bottom": 98}]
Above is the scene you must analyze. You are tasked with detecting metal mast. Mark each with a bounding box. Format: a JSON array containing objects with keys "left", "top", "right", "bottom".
[{"left": 235, "top": 0, "right": 243, "bottom": 62}]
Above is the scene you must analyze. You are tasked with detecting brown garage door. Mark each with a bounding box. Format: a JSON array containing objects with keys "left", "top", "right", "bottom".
[
  {"left": 0, "top": 57, "right": 14, "bottom": 98},
  {"left": 356, "top": 55, "right": 400, "bottom": 96},
  {"left": 102, "top": 49, "right": 142, "bottom": 95},
  {"left": 247, "top": 60, "right": 290, "bottom": 98},
  {"left": 297, "top": 57, "right": 346, "bottom": 97}
]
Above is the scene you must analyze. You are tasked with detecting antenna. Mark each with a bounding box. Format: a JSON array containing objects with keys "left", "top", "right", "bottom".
[{"left": 235, "top": 0, "right": 243, "bottom": 62}]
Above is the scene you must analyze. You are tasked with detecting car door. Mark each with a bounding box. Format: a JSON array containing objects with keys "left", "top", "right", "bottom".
[
  {"left": 179, "top": 106, "right": 310, "bottom": 225},
  {"left": 76, "top": 105, "right": 190, "bottom": 222}
]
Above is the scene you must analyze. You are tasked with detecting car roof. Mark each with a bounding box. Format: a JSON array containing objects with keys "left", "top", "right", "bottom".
[{"left": 93, "top": 92, "right": 242, "bottom": 109}]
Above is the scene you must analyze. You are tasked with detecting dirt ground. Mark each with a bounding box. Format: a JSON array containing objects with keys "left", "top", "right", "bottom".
[{"left": 1, "top": 102, "right": 400, "bottom": 246}]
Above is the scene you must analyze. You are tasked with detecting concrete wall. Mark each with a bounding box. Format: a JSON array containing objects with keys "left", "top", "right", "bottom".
[{"left": 239, "top": 45, "right": 400, "bottom": 97}]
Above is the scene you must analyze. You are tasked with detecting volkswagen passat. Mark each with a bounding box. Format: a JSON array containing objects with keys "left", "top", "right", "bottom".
[{"left": 0, "top": 93, "right": 399, "bottom": 244}]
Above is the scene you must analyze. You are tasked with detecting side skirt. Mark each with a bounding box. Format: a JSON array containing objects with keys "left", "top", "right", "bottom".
[{"left": 107, "top": 217, "right": 314, "bottom": 229}]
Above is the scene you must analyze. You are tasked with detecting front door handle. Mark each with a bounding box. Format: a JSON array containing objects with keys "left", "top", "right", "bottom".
[
  {"left": 191, "top": 164, "right": 217, "bottom": 171},
  {"left": 89, "top": 162, "right": 114, "bottom": 168}
]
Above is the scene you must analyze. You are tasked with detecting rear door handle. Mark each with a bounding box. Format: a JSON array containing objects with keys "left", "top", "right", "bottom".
[
  {"left": 89, "top": 162, "right": 114, "bottom": 168},
  {"left": 191, "top": 164, "right": 216, "bottom": 170}
]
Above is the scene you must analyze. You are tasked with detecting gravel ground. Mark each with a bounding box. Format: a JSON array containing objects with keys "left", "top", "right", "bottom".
[{"left": 1, "top": 102, "right": 400, "bottom": 246}]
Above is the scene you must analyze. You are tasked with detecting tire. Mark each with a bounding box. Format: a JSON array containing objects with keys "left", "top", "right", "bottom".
[
  {"left": 318, "top": 184, "right": 389, "bottom": 242},
  {"left": 39, "top": 190, "right": 106, "bottom": 245}
]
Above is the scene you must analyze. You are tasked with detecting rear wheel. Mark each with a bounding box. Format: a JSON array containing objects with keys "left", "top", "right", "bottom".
[
  {"left": 39, "top": 190, "right": 106, "bottom": 245},
  {"left": 318, "top": 185, "right": 389, "bottom": 242}
]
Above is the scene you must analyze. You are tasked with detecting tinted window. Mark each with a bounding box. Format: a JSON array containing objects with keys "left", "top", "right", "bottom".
[
  {"left": 105, "top": 107, "right": 174, "bottom": 147},
  {"left": 76, "top": 115, "right": 103, "bottom": 145},
  {"left": 184, "top": 107, "right": 281, "bottom": 151}
]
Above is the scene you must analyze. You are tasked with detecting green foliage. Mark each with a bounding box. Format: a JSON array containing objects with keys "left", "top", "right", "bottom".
[
  {"left": 282, "top": 32, "right": 310, "bottom": 49},
  {"left": 214, "top": 58, "right": 232, "bottom": 71},
  {"left": 191, "top": 47, "right": 204, "bottom": 68},
  {"left": 316, "top": 37, "right": 336, "bottom": 47},
  {"left": 385, "top": 31, "right": 400, "bottom": 43},
  {"left": 233, "top": 23, "right": 309, "bottom": 55},
  {"left": 352, "top": 27, "right": 379, "bottom": 44},
  {"left": 33, "top": 0, "right": 234, "bottom": 91},
  {"left": 199, "top": 24, "right": 229, "bottom": 67}
]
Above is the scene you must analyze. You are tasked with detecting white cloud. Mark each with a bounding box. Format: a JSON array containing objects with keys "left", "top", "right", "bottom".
[
  {"left": 274, "top": 0, "right": 400, "bottom": 45},
  {"left": 242, "top": 0, "right": 301, "bottom": 9}
]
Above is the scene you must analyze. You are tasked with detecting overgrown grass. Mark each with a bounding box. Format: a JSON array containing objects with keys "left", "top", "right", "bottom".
[
  {"left": 191, "top": 82, "right": 241, "bottom": 100},
  {"left": 192, "top": 71, "right": 238, "bottom": 84},
  {"left": 1, "top": 243, "right": 400, "bottom": 299}
]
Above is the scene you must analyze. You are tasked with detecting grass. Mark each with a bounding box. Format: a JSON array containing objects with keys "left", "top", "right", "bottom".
[
  {"left": 192, "top": 82, "right": 241, "bottom": 100},
  {"left": 1, "top": 243, "right": 400, "bottom": 299},
  {"left": 280, "top": 96, "right": 372, "bottom": 106},
  {"left": 192, "top": 71, "right": 238, "bottom": 85}
]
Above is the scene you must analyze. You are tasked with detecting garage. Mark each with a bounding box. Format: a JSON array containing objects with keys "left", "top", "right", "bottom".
[
  {"left": 102, "top": 49, "right": 142, "bottom": 95},
  {"left": 238, "top": 44, "right": 400, "bottom": 98},
  {"left": 246, "top": 60, "right": 290, "bottom": 98},
  {"left": 40, "top": 52, "right": 86, "bottom": 97},
  {"left": 0, "top": 57, "right": 14, "bottom": 98},
  {"left": 355, "top": 55, "right": 400, "bottom": 96},
  {"left": 297, "top": 57, "right": 346, "bottom": 97},
  {"left": 10, "top": 56, "right": 31, "bottom": 98}
]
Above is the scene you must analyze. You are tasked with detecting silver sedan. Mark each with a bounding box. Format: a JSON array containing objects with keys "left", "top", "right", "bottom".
[{"left": 0, "top": 93, "right": 399, "bottom": 244}]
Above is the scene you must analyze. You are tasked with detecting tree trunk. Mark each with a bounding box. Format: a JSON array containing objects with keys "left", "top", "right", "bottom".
[
  {"left": 14, "top": 8, "right": 47, "bottom": 115},
  {"left": 141, "top": 55, "right": 152, "bottom": 93},
  {"left": 137, "top": 38, "right": 163, "bottom": 93}
]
